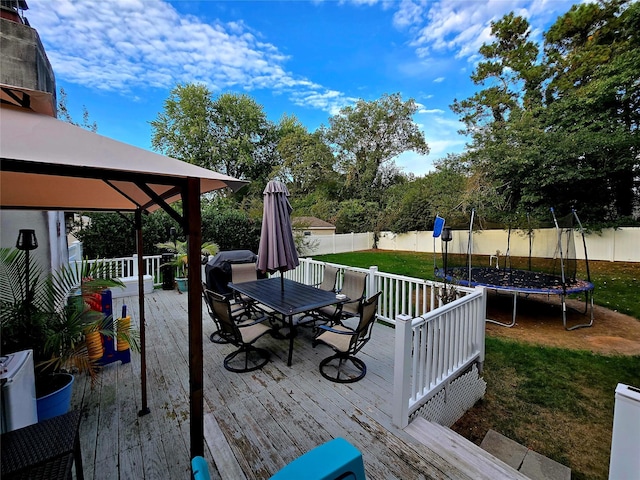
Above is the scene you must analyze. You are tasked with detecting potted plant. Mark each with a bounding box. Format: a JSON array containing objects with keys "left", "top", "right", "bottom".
[
  {"left": 156, "top": 239, "right": 219, "bottom": 292},
  {"left": 0, "top": 248, "right": 139, "bottom": 421}
]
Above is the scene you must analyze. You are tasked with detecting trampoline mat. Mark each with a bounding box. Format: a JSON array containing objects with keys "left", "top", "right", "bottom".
[{"left": 445, "top": 267, "right": 594, "bottom": 295}]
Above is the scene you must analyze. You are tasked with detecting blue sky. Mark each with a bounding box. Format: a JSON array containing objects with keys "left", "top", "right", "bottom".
[{"left": 27, "top": 0, "right": 578, "bottom": 176}]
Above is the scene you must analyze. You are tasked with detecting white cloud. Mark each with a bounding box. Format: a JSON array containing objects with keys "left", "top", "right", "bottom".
[
  {"left": 418, "top": 108, "right": 444, "bottom": 114},
  {"left": 27, "top": 0, "right": 351, "bottom": 115},
  {"left": 433, "top": 77, "right": 445, "bottom": 83},
  {"left": 392, "top": 0, "right": 425, "bottom": 29},
  {"left": 398, "top": 0, "right": 577, "bottom": 63}
]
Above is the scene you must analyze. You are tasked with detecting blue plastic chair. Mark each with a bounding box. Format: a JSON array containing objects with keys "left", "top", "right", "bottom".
[
  {"left": 269, "top": 437, "right": 366, "bottom": 480},
  {"left": 191, "top": 456, "right": 211, "bottom": 480}
]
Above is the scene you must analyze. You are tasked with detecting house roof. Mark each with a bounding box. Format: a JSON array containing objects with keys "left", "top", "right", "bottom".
[{"left": 292, "top": 216, "right": 335, "bottom": 229}]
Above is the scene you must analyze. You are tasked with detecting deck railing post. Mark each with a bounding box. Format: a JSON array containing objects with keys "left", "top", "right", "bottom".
[
  {"left": 303, "top": 258, "right": 311, "bottom": 285},
  {"left": 132, "top": 254, "right": 139, "bottom": 277},
  {"left": 368, "top": 266, "right": 378, "bottom": 297},
  {"left": 393, "top": 313, "right": 414, "bottom": 428},
  {"left": 476, "top": 286, "right": 486, "bottom": 373}
]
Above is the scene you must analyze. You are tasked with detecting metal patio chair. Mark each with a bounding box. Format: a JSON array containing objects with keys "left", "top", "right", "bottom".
[
  {"left": 209, "top": 290, "right": 273, "bottom": 373},
  {"left": 313, "top": 291, "right": 382, "bottom": 383}
]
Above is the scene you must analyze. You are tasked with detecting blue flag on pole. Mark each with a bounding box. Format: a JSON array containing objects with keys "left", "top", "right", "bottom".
[{"left": 433, "top": 216, "right": 445, "bottom": 238}]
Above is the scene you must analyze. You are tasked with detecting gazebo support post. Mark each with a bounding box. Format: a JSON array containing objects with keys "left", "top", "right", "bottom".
[
  {"left": 136, "top": 208, "right": 150, "bottom": 417},
  {"left": 184, "top": 178, "right": 204, "bottom": 459}
]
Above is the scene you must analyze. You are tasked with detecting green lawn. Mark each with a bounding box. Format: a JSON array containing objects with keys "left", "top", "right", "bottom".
[
  {"left": 312, "top": 250, "right": 640, "bottom": 480},
  {"left": 312, "top": 250, "right": 640, "bottom": 319}
]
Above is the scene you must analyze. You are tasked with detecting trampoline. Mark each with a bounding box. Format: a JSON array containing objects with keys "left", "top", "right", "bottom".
[{"left": 436, "top": 209, "right": 594, "bottom": 330}]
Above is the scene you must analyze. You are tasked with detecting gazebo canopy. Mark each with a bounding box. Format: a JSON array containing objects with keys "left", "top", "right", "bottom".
[{"left": 0, "top": 106, "right": 245, "bottom": 212}]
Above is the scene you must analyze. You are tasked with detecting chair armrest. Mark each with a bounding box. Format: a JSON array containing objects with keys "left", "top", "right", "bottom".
[
  {"left": 237, "top": 315, "right": 271, "bottom": 328},
  {"left": 317, "top": 325, "right": 356, "bottom": 336}
]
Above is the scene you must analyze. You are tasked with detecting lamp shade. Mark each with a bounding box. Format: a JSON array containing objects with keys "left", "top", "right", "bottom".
[{"left": 16, "top": 229, "right": 38, "bottom": 251}]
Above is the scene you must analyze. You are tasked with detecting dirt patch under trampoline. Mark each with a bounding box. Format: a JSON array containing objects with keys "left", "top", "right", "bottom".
[{"left": 485, "top": 292, "right": 640, "bottom": 356}]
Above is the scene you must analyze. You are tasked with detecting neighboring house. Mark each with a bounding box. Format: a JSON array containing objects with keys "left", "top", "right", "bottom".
[
  {"left": 292, "top": 216, "right": 336, "bottom": 236},
  {"left": 0, "top": 0, "right": 68, "bottom": 272}
]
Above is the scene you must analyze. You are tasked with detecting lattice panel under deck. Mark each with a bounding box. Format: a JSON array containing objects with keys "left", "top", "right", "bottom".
[{"left": 411, "top": 364, "right": 486, "bottom": 427}]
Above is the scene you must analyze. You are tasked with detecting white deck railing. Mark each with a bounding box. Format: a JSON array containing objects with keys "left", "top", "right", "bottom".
[
  {"left": 82, "top": 254, "right": 486, "bottom": 428},
  {"left": 287, "top": 257, "right": 477, "bottom": 324},
  {"left": 392, "top": 288, "right": 486, "bottom": 428},
  {"left": 72, "top": 255, "right": 164, "bottom": 285}
]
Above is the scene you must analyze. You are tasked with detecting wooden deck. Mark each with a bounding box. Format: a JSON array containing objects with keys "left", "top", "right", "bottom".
[{"left": 71, "top": 289, "right": 510, "bottom": 479}]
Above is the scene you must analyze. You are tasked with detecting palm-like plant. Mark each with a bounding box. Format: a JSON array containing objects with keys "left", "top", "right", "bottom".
[
  {"left": 155, "top": 239, "right": 219, "bottom": 278},
  {"left": 0, "top": 248, "right": 139, "bottom": 387}
]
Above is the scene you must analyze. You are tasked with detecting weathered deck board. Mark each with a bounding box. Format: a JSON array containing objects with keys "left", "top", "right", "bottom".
[{"left": 71, "top": 289, "right": 498, "bottom": 479}]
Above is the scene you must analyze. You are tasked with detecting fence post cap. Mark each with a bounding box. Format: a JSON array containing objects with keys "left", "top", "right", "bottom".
[{"left": 396, "top": 314, "right": 412, "bottom": 323}]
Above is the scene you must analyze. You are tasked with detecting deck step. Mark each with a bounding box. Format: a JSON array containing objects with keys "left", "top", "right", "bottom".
[
  {"left": 405, "top": 417, "right": 529, "bottom": 480},
  {"left": 480, "top": 429, "right": 571, "bottom": 480}
]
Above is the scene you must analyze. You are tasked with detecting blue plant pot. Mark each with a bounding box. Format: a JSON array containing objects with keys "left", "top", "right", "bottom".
[
  {"left": 36, "top": 373, "right": 74, "bottom": 422},
  {"left": 176, "top": 277, "right": 188, "bottom": 292}
]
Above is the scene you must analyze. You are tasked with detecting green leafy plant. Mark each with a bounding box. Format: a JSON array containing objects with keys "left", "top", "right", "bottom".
[
  {"left": 0, "top": 248, "right": 139, "bottom": 387},
  {"left": 155, "top": 239, "right": 219, "bottom": 278}
]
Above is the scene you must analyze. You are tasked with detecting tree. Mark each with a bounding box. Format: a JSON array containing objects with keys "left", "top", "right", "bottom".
[
  {"left": 451, "top": 1, "right": 640, "bottom": 223},
  {"left": 58, "top": 88, "right": 97, "bottom": 132},
  {"left": 274, "top": 122, "right": 336, "bottom": 196},
  {"left": 543, "top": 0, "right": 639, "bottom": 219},
  {"left": 380, "top": 163, "right": 467, "bottom": 233},
  {"left": 211, "top": 93, "right": 277, "bottom": 182},
  {"left": 150, "top": 83, "right": 215, "bottom": 167},
  {"left": 322, "top": 93, "right": 429, "bottom": 204}
]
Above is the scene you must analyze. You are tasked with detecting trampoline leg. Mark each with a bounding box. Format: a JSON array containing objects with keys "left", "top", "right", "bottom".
[
  {"left": 486, "top": 291, "right": 517, "bottom": 328},
  {"left": 564, "top": 290, "right": 594, "bottom": 331}
]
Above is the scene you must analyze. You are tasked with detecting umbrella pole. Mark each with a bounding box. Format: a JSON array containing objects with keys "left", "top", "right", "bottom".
[{"left": 281, "top": 271, "right": 284, "bottom": 291}]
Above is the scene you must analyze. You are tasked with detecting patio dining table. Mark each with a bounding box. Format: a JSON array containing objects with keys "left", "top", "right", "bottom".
[{"left": 229, "top": 277, "right": 342, "bottom": 366}]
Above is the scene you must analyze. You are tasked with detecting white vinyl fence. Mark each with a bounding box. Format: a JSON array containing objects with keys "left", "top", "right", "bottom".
[{"left": 376, "top": 227, "right": 640, "bottom": 263}]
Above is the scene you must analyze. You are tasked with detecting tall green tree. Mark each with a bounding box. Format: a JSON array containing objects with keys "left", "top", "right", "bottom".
[
  {"left": 211, "top": 92, "right": 277, "bottom": 183},
  {"left": 275, "top": 122, "right": 336, "bottom": 196},
  {"left": 150, "top": 83, "right": 215, "bottom": 167},
  {"left": 451, "top": 1, "right": 639, "bottom": 223},
  {"left": 150, "top": 86, "right": 281, "bottom": 193},
  {"left": 543, "top": 0, "right": 639, "bottom": 219},
  {"left": 321, "top": 93, "right": 429, "bottom": 204}
]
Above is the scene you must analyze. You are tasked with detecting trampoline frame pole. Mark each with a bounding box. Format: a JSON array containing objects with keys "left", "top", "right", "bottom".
[{"left": 468, "top": 209, "right": 475, "bottom": 284}]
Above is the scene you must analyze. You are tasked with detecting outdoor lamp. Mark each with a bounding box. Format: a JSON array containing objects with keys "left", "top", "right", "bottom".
[
  {"left": 16, "top": 229, "right": 38, "bottom": 251},
  {"left": 441, "top": 227, "right": 452, "bottom": 277},
  {"left": 16, "top": 229, "right": 38, "bottom": 315},
  {"left": 169, "top": 226, "right": 177, "bottom": 244}
]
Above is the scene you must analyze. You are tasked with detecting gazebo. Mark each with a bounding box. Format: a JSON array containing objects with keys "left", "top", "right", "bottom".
[{"left": 0, "top": 103, "right": 247, "bottom": 459}]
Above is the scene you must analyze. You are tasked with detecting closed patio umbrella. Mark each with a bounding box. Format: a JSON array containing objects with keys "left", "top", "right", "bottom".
[{"left": 257, "top": 180, "right": 299, "bottom": 290}]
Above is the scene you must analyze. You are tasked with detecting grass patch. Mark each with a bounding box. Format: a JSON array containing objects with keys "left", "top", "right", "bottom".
[
  {"left": 312, "top": 250, "right": 640, "bottom": 480},
  {"left": 312, "top": 250, "right": 640, "bottom": 320},
  {"left": 453, "top": 337, "right": 640, "bottom": 480}
]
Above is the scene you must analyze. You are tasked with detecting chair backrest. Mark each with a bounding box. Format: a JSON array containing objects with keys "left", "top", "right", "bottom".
[
  {"left": 202, "top": 282, "right": 215, "bottom": 317},
  {"left": 340, "top": 270, "right": 368, "bottom": 316},
  {"left": 319, "top": 265, "right": 339, "bottom": 292},
  {"left": 353, "top": 291, "right": 382, "bottom": 348},
  {"left": 231, "top": 262, "right": 258, "bottom": 284},
  {"left": 208, "top": 290, "right": 240, "bottom": 341}
]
